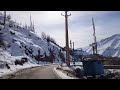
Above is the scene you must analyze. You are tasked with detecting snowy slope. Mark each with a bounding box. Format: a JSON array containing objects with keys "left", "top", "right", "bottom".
[
  {"left": 83, "top": 34, "right": 120, "bottom": 57},
  {"left": 0, "top": 13, "right": 66, "bottom": 73}
]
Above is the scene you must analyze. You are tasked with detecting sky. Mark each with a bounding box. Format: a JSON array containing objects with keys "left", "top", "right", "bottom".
[{"left": 0, "top": 11, "right": 120, "bottom": 49}]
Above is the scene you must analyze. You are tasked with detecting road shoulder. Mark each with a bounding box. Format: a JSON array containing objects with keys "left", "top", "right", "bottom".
[{"left": 53, "top": 67, "right": 78, "bottom": 79}]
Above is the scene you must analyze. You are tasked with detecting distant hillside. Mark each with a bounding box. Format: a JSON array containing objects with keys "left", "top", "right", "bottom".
[{"left": 83, "top": 34, "right": 120, "bottom": 57}]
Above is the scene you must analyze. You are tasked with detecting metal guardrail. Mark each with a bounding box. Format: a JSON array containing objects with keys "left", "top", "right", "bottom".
[
  {"left": 71, "top": 64, "right": 120, "bottom": 69},
  {"left": 104, "top": 65, "right": 120, "bottom": 69}
]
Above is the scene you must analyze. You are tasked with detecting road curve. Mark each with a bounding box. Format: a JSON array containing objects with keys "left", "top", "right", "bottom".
[{"left": 11, "top": 65, "right": 59, "bottom": 79}]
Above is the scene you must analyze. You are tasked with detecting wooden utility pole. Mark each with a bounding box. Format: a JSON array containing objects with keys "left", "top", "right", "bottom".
[
  {"left": 4, "top": 11, "right": 6, "bottom": 29},
  {"left": 70, "top": 40, "right": 72, "bottom": 49},
  {"left": 92, "top": 17, "right": 98, "bottom": 54},
  {"left": 73, "top": 42, "right": 74, "bottom": 50},
  {"left": 61, "top": 11, "right": 71, "bottom": 66}
]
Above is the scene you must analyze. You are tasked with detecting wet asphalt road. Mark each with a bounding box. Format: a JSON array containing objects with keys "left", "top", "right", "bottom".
[{"left": 11, "top": 65, "right": 59, "bottom": 79}]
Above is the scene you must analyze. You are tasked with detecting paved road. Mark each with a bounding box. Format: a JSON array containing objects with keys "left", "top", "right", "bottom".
[{"left": 11, "top": 65, "right": 59, "bottom": 79}]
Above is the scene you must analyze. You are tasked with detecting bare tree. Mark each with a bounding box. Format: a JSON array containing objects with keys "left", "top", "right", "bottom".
[
  {"left": 41, "top": 32, "right": 47, "bottom": 40},
  {"left": 4, "top": 11, "right": 6, "bottom": 29},
  {"left": 50, "top": 37, "right": 56, "bottom": 44},
  {"left": 47, "top": 35, "right": 50, "bottom": 42},
  {"left": 0, "top": 33, "right": 4, "bottom": 47},
  {"left": 7, "top": 14, "right": 11, "bottom": 22}
]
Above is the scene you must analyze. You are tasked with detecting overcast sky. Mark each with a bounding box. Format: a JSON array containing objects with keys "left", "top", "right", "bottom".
[{"left": 0, "top": 11, "right": 120, "bottom": 48}]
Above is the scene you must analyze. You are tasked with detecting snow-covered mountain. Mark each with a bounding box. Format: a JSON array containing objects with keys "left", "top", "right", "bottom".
[
  {"left": 83, "top": 34, "right": 120, "bottom": 57},
  {"left": 0, "top": 13, "right": 65, "bottom": 71}
]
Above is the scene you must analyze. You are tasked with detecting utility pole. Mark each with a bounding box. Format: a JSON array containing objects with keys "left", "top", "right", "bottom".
[
  {"left": 61, "top": 11, "right": 71, "bottom": 66},
  {"left": 73, "top": 42, "right": 74, "bottom": 50},
  {"left": 4, "top": 11, "right": 6, "bottom": 29},
  {"left": 70, "top": 40, "right": 72, "bottom": 49},
  {"left": 92, "top": 17, "right": 98, "bottom": 54}
]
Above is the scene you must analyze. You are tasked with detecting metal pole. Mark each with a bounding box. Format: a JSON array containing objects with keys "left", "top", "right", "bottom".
[{"left": 61, "top": 11, "right": 71, "bottom": 66}]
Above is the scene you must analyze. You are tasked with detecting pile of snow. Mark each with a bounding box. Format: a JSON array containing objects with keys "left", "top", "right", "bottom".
[
  {"left": 53, "top": 67, "right": 78, "bottom": 79},
  {"left": 0, "top": 48, "right": 40, "bottom": 77},
  {"left": 58, "top": 62, "right": 83, "bottom": 73},
  {"left": 83, "top": 34, "right": 120, "bottom": 57}
]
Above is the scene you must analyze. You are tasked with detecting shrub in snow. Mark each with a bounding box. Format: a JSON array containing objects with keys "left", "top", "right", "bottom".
[
  {"left": 44, "top": 54, "right": 50, "bottom": 62},
  {"left": 50, "top": 37, "right": 56, "bottom": 44},
  {"left": 0, "top": 33, "right": 4, "bottom": 47},
  {"left": 12, "top": 39, "right": 16, "bottom": 43},
  {"left": 15, "top": 60, "right": 23, "bottom": 65},
  {"left": 25, "top": 50, "right": 29, "bottom": 56},
  {"left": 27, "top": 48, "right": 33, "bottom": 54},
  {"left": 0, "top": 61, "right": 5, "bottom": 68},
  {"left": 9, "top": 22, "right": 13, "bottom": 28},
  {"left": 31, "top": 55, "right": 34, "bottom": 58},
  {"left": 58, "top": 49, "right": 65, "bottom": 62},
  {"left": 29, "top": 34, "right": 31, "bottom": 37},
  {"left": 41, "top": 32, "right": 47, "bottom": 40},
  {"left": 74, "top": 68, "right": 84, "bottom": 78},
  {"left": 0, "top": 21, "right": 4, "bottom": 26},
  {"left": 6, "top": 14, "right": 11, "bottom": 21},
  {"left": 21, "top": 57, "right": 28, "bottom": 63},
  {"left": 6, "top": 63, "right": 10, "bottom": 69},
  {"left": 7, "top": 44, "right": 11, "bottom": 48},
  {"left": 10, "top": 31, "right": 15, "bottom": 35},
  {"left": 47, "top": 35, "right": 50, "bottom": 42},
  {"left": 14, "top": 57, "right": 28, "bottom": 66},
  {"left": 34, "top": 54, "right": 44, "bottom": 64},
  {"left": 24, "top": 47, "right": 33, "bottom": 56},
  {"left": 49, "top": 48, "right": 55, "bottom": 63}
]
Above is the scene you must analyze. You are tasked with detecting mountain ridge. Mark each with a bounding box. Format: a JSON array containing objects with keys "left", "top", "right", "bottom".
[{"left": 83, "top": 34, "right": 120, "bottom": 57}]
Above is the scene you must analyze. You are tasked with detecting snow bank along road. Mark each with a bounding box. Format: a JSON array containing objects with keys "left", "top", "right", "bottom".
[{"left": 10, "top": 64, "right": 59, "bottom": 79}]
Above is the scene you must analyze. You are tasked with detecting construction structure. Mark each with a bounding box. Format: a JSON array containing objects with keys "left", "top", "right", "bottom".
[
  {"left": 90, "top": 17, "right": 98, "bottom": 55},
  {"left": 81, "top": 17, "right": 104, "bottom": 77},
  {"left": 61, "top": 11, "right": 71, "bottom": 66}
]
